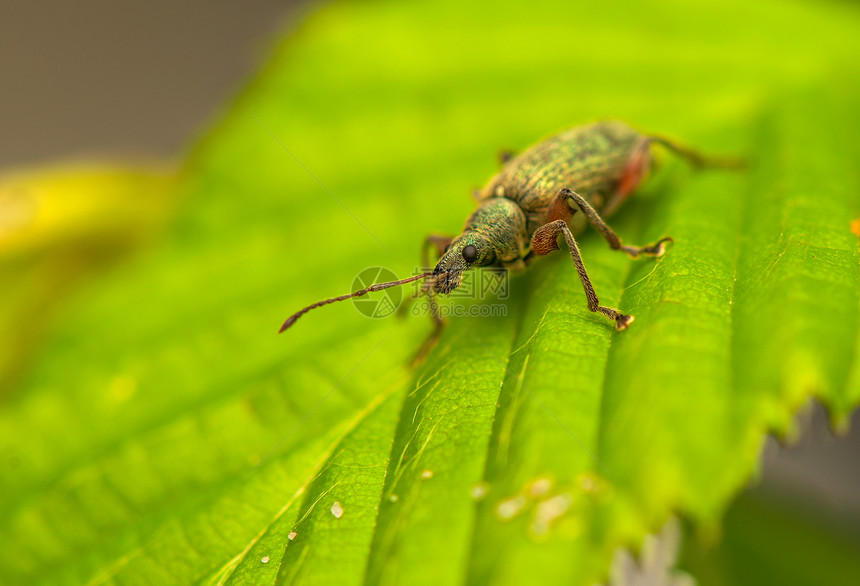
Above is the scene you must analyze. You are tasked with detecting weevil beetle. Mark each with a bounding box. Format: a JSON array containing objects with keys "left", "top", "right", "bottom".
[{"left": 280, "top": 120, "right": 732, "bottom": 358}]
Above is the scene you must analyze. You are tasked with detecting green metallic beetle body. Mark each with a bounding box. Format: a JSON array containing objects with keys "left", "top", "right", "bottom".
[
  {"left": 482, "top": 121, "right": 641, "bottom": 230},
  {"left": 432, "top": 121, "right": 649, "bottom": 294},
  {"left": 280, "top": 120, "right": 720, "bottom": 348}
]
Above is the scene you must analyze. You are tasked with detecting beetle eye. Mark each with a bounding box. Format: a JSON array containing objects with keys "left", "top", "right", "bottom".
[{"left": 462, "top": 244, "right": 478, "bottom": 263}]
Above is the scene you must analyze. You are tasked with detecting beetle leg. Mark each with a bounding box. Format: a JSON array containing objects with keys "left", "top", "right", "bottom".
[
  {"left": 400, "top": 233, "right": 451, "bottom": 364},
  {"left": 498, "top": 149, "right": 517, "bottom": 165},
  {"left": 410, "top": 289, "right": 446, "bottom": 365},
  {"left": 398, "top": 234, "right": 454, "bottom": 320},
  {"left": 421, "top": 234, "right": 454, "bottom": 271},
  {"left": 651, "top": 135, "right": 747, "bottom": 170},
  {"left": 414, "top": 235, "right": 450, "bottom": 358},
  {"left": 554, "top": 187, "right": 673, "bottom": 259},
  {"left": 531, "top": 219, "right": 634, "bottom": 331}
]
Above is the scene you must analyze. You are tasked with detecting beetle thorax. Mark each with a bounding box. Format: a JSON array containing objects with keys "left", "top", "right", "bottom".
[
  {"left": 463, "top": 198, "right": 528, "bottom": 262},
  {"left": 430, "top": 198, "right": 528, "bottom": 294}
]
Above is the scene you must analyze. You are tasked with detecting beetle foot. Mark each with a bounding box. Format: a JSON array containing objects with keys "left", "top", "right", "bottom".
[
  {"left": 615, "top": 314, "right": 635, "bottom": 330},
  {"left": 622, "top": 236, "right": 674, "bottom": 259}
]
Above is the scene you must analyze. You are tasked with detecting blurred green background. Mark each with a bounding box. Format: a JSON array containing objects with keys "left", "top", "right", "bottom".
[{"left": 1, "top": 0, "right": 860, "bottom": 584}]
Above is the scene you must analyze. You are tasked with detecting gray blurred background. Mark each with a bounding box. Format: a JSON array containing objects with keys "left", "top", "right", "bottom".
[
  {"left": 1, "top": 0, "right": 857, "bottom": 535},
  {"left": 0, "top": 0, "right": 295, "bottom": 166}
]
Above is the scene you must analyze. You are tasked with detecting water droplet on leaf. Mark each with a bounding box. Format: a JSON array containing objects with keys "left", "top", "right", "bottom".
[
  {"left": 331, "top": 501, "right": 344, "bottom": 518},
  {"left": 470, "top": 482, "right": 489, "bottom": 500},
  {"left": 496, "top": 495, "right": 526, "bottom": 520}
]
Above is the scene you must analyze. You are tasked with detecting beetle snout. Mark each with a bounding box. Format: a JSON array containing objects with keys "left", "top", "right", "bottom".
[
  {"left": 432, "top": 259, "right": 465, "bottom": 295},
  {"left": 434, "top": 272, "right": 459, "bottom": 295}
]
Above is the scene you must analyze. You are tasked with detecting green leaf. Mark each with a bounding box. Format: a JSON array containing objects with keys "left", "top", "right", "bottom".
[
  {"left": 2, "top": 1, "right": 859, "bottom": 585},
  {"left": 0, "top": 163, "right": 175, "bottom": 397}
]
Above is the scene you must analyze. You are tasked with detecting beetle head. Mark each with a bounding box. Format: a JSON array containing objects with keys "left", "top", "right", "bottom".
[
  {"left": 429, "top": 197, "right": 527, "bottom": 295},
  {"left": 431, "top": 234, "right": 495, "bottom": 294}
]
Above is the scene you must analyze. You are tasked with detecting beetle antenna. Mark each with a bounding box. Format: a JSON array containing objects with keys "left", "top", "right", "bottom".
[{"left": 279, "top": 271, "right": 434, "bottom": 333}]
